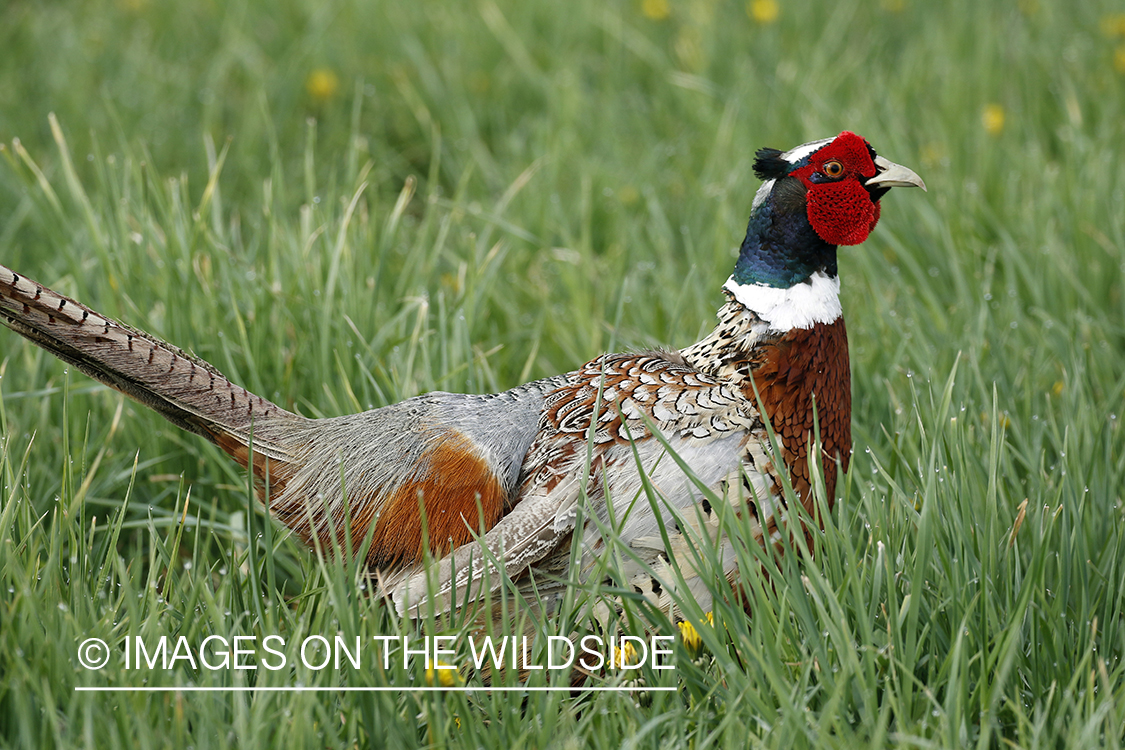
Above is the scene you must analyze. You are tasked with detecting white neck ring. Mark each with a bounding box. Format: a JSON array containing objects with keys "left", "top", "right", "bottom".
[{"left": 723, "top": 271, "right": 842, "bottom": 332}]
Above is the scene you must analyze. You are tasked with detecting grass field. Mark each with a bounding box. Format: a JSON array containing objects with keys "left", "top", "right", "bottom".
[{"left": 2, "top": 0, "right": 1125, "bottom": 747}]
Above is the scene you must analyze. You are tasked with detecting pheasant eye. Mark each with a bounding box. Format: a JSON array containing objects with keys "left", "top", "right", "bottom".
[{"left": 822, "top": 160, "right": 844, "bottom": 178}]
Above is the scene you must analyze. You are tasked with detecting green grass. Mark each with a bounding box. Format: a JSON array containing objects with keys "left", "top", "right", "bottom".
[{"left": 3, "top": 0, "right": 1125, "bottom": 746}]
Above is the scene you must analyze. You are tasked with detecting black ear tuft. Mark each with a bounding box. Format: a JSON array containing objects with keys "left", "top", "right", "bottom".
[{"left": 753, "top": 148, "right": 789, "bottom": 181}]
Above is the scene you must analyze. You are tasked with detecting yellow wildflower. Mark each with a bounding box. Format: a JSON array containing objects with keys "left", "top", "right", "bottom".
[
  {"left": 678, "top": 620, "right": 703, "bottom": 657},
  {"left": 982, "top": 104, "right": 1005, "bottom": 135},
  {"left": 1101, "top": 14, "right": 1125, "bottom": 37},
  {"left": 982, "top": 411, "right": 1012, "bottom": 429},
  {"left": 641, "top": 0, "right": 671, "bottom": 21},
  {"left": 1115, "top": 46, "right": 1125, "bottom": 75},
  {"left": 678, "top": 612, "right": 714, "bottom": 658},
  {"left": 1052, "top": 381, "right": 1064, "bottom": 396},
  {"left": 613, "top": 641, "right": 639, "bottom": 668},
  {"left": 425, "top": 660, "right": 462, "bottom": 687},
  {"left": 306, "top": 69, "right": 340, "bottom": 103},
  {"left": 748, "top": 0, "right": 779, "bottom": 24}
]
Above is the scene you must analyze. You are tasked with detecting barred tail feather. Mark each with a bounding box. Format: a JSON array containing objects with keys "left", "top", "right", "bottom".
[{"left": 0, "top": 264, "right": 305, "bottom": 466}]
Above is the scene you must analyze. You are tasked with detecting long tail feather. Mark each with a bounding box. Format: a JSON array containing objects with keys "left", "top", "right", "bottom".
[{"left": 0, "top": 264, "right": 304, "bottom": 465}]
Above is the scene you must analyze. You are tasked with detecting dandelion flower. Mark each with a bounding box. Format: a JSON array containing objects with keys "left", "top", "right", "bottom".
[
  {"left": 641, "top": 0, "right": 671, "bottom": 21},
  {"left": 748, "top": 0, "right": 779, "bottom": 24},
  {"left": 1101, "top": 14, "right": 1125, "bottom": 38},
  {"left": 982, "top": 104, "right": 1005, "bottom": 135},
  {"left": 425, "top": 660, "right": 461, "bottom": 687},
  {"left": 306, "top": 69, "right": 340, "bottom": 103},
  {"left": 613, "top": 641, "right": 639, "bottom": 668},
  {"left": 678, "top": 620, "right": 703, "bottom": 657}
]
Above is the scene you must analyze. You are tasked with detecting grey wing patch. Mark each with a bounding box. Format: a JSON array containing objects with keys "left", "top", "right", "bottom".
[{"left": 270, "top": 375, "right": 566, "bottom": 560}]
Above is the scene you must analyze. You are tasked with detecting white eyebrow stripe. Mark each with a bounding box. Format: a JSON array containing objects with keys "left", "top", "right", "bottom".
[{"left": 781, "top": 137, "right": 833, "bottom": 165}]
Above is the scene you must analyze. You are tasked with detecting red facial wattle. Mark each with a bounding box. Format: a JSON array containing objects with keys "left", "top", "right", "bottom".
[
  {"left": 791, "top": 131, "right": 882, "bottom": 247},
  {"left": 806, "top": 180, "right": 878, "bottom": 246}
]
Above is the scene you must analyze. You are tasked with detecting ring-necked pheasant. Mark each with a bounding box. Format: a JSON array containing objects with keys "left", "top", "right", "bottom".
[{"left": 0, "top": 131, "right": 923, "bottom": 618}]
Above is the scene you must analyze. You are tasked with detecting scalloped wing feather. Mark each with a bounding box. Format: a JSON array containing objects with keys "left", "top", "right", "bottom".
[{"left": 391, "top": 350, "right": 783, "bottom": 616}]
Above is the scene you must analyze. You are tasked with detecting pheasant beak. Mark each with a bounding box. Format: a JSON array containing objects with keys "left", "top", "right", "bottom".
[{"left": 867, "top": 155, "right": 927, "bottom": 192}]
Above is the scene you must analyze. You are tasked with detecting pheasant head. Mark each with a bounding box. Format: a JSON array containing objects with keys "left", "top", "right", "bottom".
[{"left": 731, "top": 131, "right": 926, "bottom": 303}]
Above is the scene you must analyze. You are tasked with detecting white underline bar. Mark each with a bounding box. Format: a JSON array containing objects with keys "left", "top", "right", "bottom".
[{"left": 75, "top": 686, "right": 675, "bottom": 693}]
